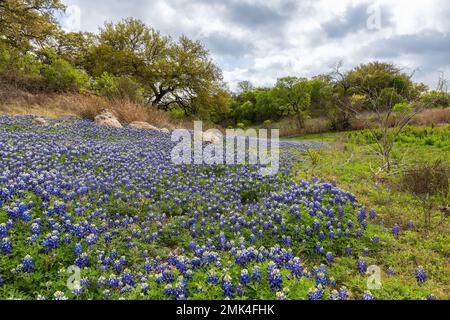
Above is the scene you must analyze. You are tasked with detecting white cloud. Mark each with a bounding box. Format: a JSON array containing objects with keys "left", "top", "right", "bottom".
[{"left": 60, "top": 0, "right": 450, "bottom": 90}]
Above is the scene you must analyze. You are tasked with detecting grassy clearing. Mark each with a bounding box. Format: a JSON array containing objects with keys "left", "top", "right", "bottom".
[{"left": 290, "top": 125, "right": 450, "bottom": 299}]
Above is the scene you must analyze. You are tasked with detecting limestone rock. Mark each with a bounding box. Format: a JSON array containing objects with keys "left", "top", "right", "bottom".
[
  {"left": 202, "top": 132, "right": 222, "bottom": 144},
  {"left": 32, "top": 117, "right": 49, "bottom": 126},
  {"left": 95, "top": 110, "right": 122, "bottom": 128},
  {"left": 129, "top": 121, "right": 160, "bottom": 131}
]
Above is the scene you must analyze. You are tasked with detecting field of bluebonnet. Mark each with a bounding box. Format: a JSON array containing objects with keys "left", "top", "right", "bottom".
[{"left": 0, "top": 116, "right": 446, "bottom": 300}]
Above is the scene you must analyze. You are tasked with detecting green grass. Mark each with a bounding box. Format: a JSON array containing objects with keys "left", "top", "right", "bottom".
[
  {"left": 0, "top": 124, "right": 27, "bottom": 131},
  {"left": 289, "top": 125, "right": 450, "bottom": 299},
  {"left": 286, "top": 131, "right": 343, "bottom": 142},
  {"left": 347, "top": 125, "right": 450, "bottom": 153}
]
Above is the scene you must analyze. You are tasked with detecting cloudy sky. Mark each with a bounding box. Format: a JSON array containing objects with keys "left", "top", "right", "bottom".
[{"left": 59, "top": 0, "right": 450, "bottom": 90}]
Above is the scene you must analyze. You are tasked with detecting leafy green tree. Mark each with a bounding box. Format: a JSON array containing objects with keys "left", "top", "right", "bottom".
[
  {"left": 192, "top": 86, "right": 231, "bottom": 122},
  {"left": 93, "top": 72, "right": 145, "bottom": 103},
  {"left": 38, "top": 48, "right": 89, "bottom": 92},
  {"left": 237, "top": 80, "right": 253, "bottom": 93},
  {"left": 421, "top": 90, "right": 450, "bottom": 108},
  {"left": 0, "top": 42, "right": 42, "bottom": 77},
  {"left": 375, "top": 87, "right": 406, "bottom": 111},
  {"left": 85, "top": 18, "right": 222, "bottom": 114},
  {"left": 347, "top": 61, "right": 418, "bottom": 102},
  {"left": 236, "top": 100, "right": 256, "bottom": 124},
  {"left": 54, "top": 31, "right": 95, "bottom": 66},
  {"left": 84, "top": 43, "right": 143, "bottom": 78},
  {"left": 230, "top": 88, "right": 274, "bottom": 124},
  {"left": 147, "top": 35, "right": 222, "bottom": 114},
  {"left": 309, "top": 78, "right": 333, "bottom": 116},
  {"left": 0, "top": 0, "right": 65, "bottom": 51},
  {"left": 273, "top": 76, "right": 312, "bottom": 128},
  {"left": 347, "top": 62, "right": 423, "bottom": 172},
  {"left": 84, "top": 18, "right": 159, "bottom": 77},
  {"left": 328, "top": 61, "right": 425, "bottom": 130},
  {"left": 254, "top": 89, "right": 280, "bottom": 123}
]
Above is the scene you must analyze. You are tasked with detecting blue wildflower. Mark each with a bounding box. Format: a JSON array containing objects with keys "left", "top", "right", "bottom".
[
  {"left": 207, "top": 270, "right": 219, "bottom": 285},
  {"left": 268, "top": 268, "right": 283, "bottom": 290},
  {"left": 75, "top": 253, "right": 89, "bottom": 268},
  {"left": 326, "top": 252, "right": 334, "bottom": 263},
  {"left": 308, "top": 286, "right": 324, "bottom": 300},
  {"left": 21, "top": 255, "right": 34, "bottom": 272},
  {"left": 416, "top": 266, "right": 426, "bottom": 284},
  {"left": 252, "top": 266, "right": 262, "bottom": 282},
  {"left": 239, "top": 269, "right": 250, "bottom": 286},
  {"left": 392, "top": 224, "right": 400, "bottom": 238},
  {"left": 74, "top": 243, "right": 83, "bottom": 257},
  {"left": 357, "top": 257, "right": 367, "bottom": 273},
  {"left": 222, "top": 274, "right": 234, "bottom": 299},
  {"left": 1, "top": 238, "right": 12, "bottom": 255},
  {"left": 329, "top": 290, "right": 339, "bottom": 300},
  {"left": 339, "top": 287, "right": 348, "bottom": 300},
  {"left": 362, "top": 291, "right": 375, "bottom": 300}
]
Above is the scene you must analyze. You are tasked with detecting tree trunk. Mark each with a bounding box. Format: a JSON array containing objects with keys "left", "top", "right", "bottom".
[{"left": 296, "top": 113, "right": 304, "bottom": 129}]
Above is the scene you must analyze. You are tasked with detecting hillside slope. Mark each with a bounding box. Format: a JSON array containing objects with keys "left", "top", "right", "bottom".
[{"left": 0, "top": 83, "right": 190, "bottom": 130}]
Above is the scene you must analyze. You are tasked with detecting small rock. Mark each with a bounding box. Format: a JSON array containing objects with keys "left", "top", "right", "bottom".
[
  {"left": 203, "top": 131, "right": 223, "bottom": 144},
  {"left": 129, "top": 121, "right": 160, "bottom": 131},
  {"left": 32, "top": 117, "right": 49, "bottom": 126},
  {"left": 160, "top": 128, "right": 170, "bottom": 134},
  {"left": 95, "top": 109, "right": 122, "bottom": 128}
]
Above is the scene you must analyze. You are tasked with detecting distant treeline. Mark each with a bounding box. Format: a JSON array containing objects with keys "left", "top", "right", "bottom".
[
  {"left": 1, "top": 0, "right": 449, "bottom": 129},
  {"left": 226, "top": 64, "right": 449, "bottom": 131}
]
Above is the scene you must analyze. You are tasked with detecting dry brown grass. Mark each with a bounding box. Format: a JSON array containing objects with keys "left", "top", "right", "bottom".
[
  {"left": 411, "top": 108, "right": 450, "bottom": 126},
  {"left": 351, "top": 108, "right": 450, "bottom": 131},
  {"left": 400, "top": 160, "right": 450, "bottom": 196},
  {"left": 0, "top": 84, "right": 209, "bottom": 130},
  {"left": 74, "top": 97, "right": 150, "bottom": 123},
  {"left": 266, "top": 117, "right": 331, "bottom": 137},
  {"left": 0, "top": 94, "right": 76, "bottom": 119},
  {"left": 266, "top": 108, "right": 449, "bottom": 137},
  {"left": 349, "top": 116, "right": 371, "bottom": 131}
]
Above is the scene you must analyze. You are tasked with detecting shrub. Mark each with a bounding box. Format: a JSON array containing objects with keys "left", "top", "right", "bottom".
[
  {"left": 93, "top": 72, "right": 117, "bottom": 96},
  {"left": 400, "top": 160, "right": 450, "bottom": 227},
  {"left": 0, "top": 44, "right": 41, "bottom": 76},
  {"left": 304, "top": 147, "right": 322, "bottom": 166},
  {"left": 93, "top": 72, "right": 145, "bottom": 103},
  {"left": 347, "top": 125, "right": 450, "bottom": 152},
  {"left": 421, "top": 90, "right": 450, "bottom": 109},
  {"left": 377, "top": 88, "right": 405, "bottom": 110},
  {"left": 169, "top": 108, "right": 186, "bottom": 120},
  {"left": 263, "top": 120, "right": 272, "bottom": 129},
  {"left": 393, "top": 102, "right": 412, "bottom": 113},
  {"left": 40, "top": 57, "right": 89, "bottom": 92},
  {"left": 401, "top": 160, "right": 449, "bottom": 197}
]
